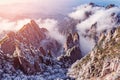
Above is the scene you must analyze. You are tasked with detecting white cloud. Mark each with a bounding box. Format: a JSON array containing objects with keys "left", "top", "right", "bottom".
[
  {"left": 0, "top": 2, "right": 120, "bottom": 56},
  {"left": 68, "top": 4, "right": 120, "bottom": 55},
  {"left": 0, "top": 17, "right": 30, "bottom": 32},
  {"left": 36, "top": 18, "right": 66, "bottom": 45},
  {"left": 69, "top": 4, "right": 93, "bottom": 20}
]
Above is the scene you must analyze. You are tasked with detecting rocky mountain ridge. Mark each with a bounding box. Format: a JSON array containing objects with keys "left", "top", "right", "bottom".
[
  {"left": 0, "top": 3, "right": 120, "bottom": 80},
  {"left": 0, "top": 20, "right": 82, "bottom": 80},
  {"left": 68, "top": 26, "right": 120, "bottom": 80}
]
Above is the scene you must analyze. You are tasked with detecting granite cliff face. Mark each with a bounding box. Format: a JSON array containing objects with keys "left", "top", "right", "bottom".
[
  {"left": 0, "top": 19, "right": 82, "bottom": 80},
  {"left": 58, "top": 32, "right": 82, "bottom": 66},
  {"left": 68, "top": 26, "right": 120, "bottom": 80},
  {"left": 0, "top": 20, "right": 46, "bottom": 55},
  {"left": 0, "top": 20, "right": 70, "bottom": 80},
  {"left": 0, "top": 20, "right": 52, "bottom": 75}
]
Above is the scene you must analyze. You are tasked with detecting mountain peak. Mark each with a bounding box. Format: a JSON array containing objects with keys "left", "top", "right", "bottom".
[
  {"left": 30, "top": 20, "right": 38, "bottom": 26},
  {"left": 0, "top": 20, "right": 46, "bottom": 55},
  {"left": 19, "top": 20, "right": 39, "bottom": 32}
]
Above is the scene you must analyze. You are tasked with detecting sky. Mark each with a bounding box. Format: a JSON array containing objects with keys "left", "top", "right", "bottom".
[
  {"left": 0, "top": 0, "right": 120, "bottom": 5},
  {"left": 0, "top": 0, "right": 120, "bottom": 20},
  {"left": 0, "top": 0, "right": 76, "bottom": 19},
  {"left": 0, "top": 0, "right": 120, "bottom": 55}
]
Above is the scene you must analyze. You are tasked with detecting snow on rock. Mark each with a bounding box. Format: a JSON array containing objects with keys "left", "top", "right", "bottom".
[
  {"left": 0, "top": 56, "right": 71, "bottom": 80},
  {"left": 67, "top": 26, "right": 120, "bottom": 80}
]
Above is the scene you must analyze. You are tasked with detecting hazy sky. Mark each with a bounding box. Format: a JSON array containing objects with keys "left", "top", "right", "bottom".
[
  {"left": 0, "top": 0, "right": 119, "bottom": 6},
  {"left": 0, "top": 0, "right": 120, "bottom": 19}
]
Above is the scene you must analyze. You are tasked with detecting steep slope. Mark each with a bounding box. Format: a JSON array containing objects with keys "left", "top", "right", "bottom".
[
  {"left": 0, "top": 20, "right": 46, "bottom": 55},
  {"left": 1, "top": 3, "right": 120, "bottom": 80},
  {"left": 0, "top": 20, "right": 75, "bottom": 80},
  {"left": 68, "top": 26, "right": 120, "bottom": 80},
  {"left": 58, "top": 32, "right": 82, "bottom": 67},
  {"left": 67, "top": 3, "right": 120, "bottom": 55},
  {"left": 16, "top": 20, "right": 46, "bottom": 47},
  {"left": 0, "top": 20, "right": 50, "bottom": 74}
]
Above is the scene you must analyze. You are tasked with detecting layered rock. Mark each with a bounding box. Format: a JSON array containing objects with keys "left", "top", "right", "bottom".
[{"left": 68, "top": 27, "right": 120, "bottom": 80}]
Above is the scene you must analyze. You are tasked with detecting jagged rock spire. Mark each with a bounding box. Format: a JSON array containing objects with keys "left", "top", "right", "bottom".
[{"left": 60, "top": 32, "right": 82, "bottom": 65}]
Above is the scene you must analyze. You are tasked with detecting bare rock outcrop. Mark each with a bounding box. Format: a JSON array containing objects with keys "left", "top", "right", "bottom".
[
  {"left": 59, "top": 32, "right": 82, "bottom": 65},
  {"left": 68, "top": 26, "right": 120, "bottom": 80},
  {"left": 0, "top": 20, "right": 59, "bottom": 75}
]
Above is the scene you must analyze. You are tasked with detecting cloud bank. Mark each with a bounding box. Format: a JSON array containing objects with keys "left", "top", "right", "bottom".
[
  {"left": 36, "top": 19, "right": 66, "bottom": 45},
  {"left": 0, "top": 17, "right": 66, "bottom": 45},
  {"left": 68, "top": 3, "right": 120, "bottom": 55},
  {"left": 0, "top": 2, "right": 120, "bottom": 56},
  {"left": 0, "top": 17, "right": 30, "bottom": 32}
]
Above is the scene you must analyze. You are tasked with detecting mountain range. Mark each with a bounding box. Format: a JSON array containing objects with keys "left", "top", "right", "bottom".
[{"left": 0, "top": 3, "right": 120, "bottom": 80}]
